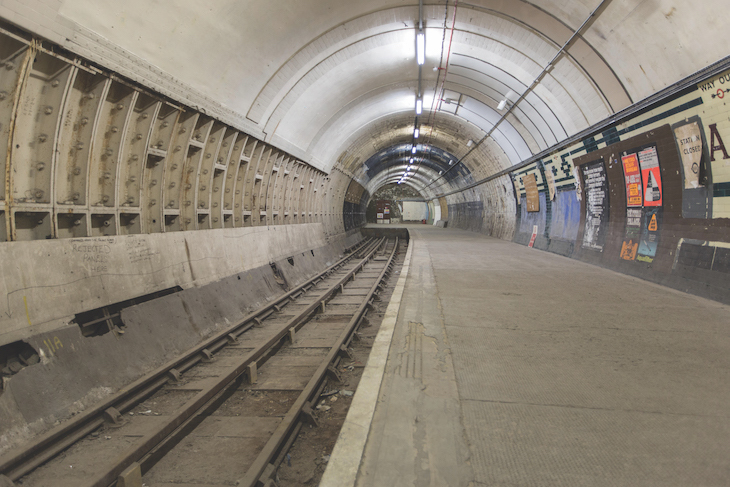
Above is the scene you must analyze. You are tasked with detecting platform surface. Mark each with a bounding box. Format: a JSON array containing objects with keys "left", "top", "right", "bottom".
[{"left": 327, "top": 224, "right": 730, "bottom": 487}]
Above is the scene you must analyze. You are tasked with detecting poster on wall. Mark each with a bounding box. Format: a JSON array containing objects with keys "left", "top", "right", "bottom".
[
  {"left": 637, "top": 208, "right": 662, "bottom": 263},
  {"left": 673, "top": 122, "right": 703, "bottom": 189},
  {"left": 545, "top": 170, "right": 557, "bottom": 201},
  {"left": 639, "top": 146, "right": 663, "bottom": 207},
  {"left": 523, "top": 173, "right": 540, "bottom": 212},
  {"left": 620, "top": 208, "right": 642, "bottom": 261},
  {"left": 621, "top": 153, "right": 643, "bottom": 207},
  {"left": 581, "top": 160, "right": 609, "bottom": 251},
  {"left": 573, "top": 166, "right": 582, "bottom": 201}
]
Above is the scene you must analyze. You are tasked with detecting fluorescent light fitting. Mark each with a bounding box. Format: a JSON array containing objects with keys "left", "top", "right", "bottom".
[
  {"left": 497, "top": 99, "right": 507, "bottom": 110},
  {"left": 412, "top": 146, "right": 417, "bottom": 154},
  {"left": 414, "top": 128, "right": 420, "bottom": 138},
  {"left": 409, "top": 158, "right": 414, "bottom": 164},
  {"left": 467, "top": 139, "right": 474, "bottom": 147},
  {"left": 416, "top": 98, "right": 423, "bottom": 115},
  {"left": 448, "top": 159, "right": 453, "bottom": 165},
  {"left": 416, "top": 32, "right": 425, "bottom": 65}
]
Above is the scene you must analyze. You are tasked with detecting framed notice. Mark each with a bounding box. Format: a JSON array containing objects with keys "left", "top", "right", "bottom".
[
  {"left": 581, "top": 160, "right": 609, "bottom": 251},
  {"left": 523, "top": 173, "right": 540, "bottom": 212},
  {"left": 673, "top": 122, "right": 703, "bottom": 189},
  {"left": 621, "top": 153, "right": 643, "bottom": 207}
]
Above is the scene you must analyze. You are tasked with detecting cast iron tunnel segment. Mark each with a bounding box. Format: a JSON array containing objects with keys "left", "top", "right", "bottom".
[{"left": 0, "top": 236, "right": 401, "bottom": 487}]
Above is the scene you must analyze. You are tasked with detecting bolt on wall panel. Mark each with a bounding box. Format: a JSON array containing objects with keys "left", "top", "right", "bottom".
[
  {"left": 0, "top": 34, "right": 29, "bottom": 204},
  {"left": 143, "top": 104, "right": 180, "bottom": 233},
  {"left": 88, "top": 82, "right": 136, "bottom": 210},
  {"left": 55, "top": 71, "right": 109, "bottom": 208},
  {"left": 11, "top": 51, "right": 73, "bottom": 207}
]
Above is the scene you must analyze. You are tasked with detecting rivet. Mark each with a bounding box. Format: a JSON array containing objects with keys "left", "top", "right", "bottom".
[
  {"left": 214, "top": 187, "right": 219, "bottom": 192},
  {"left": 169, "top": 200, "right": 175, "bottom": 206},
  {"left": 203, "top": 169, "right": 209, "bottom": 175},
  {"left": 184, "top": 218, "right": 191, "bottom": 224},
  {"left": 234, "top": 146, "right": 239, "bottom": 151},
  {"left": 218, "top": 157, "right": 224, "bottom": 163},
  {"left": 80, "top": 117, "right": 89, "bottom": 125},
  {"left": 36, "top": 219, "right": 43, "bottom": 225},
  {"left": 236, "top": 190, "right": 240, "bottom": 195},
  {"left": 213, "top": 217, "right": 219, "bottom": 222},
  {"left": 150, "top": 179, "right": 157, "bottom": 186},
  {"left": 103, "top": 219, "right": 111, "bottom": 226},
  {"left": 135, "top": 133, "right": 143, "bottom": 140},
  {"left": 226, "top": 188, "right": 231, "bottom": 193},
  {"left": 116, "top": 103, "right": 124, "bottom": 110},
  {"left": 0, "top": 91, "right": 7, "bottom": 100},
  {"left": 36, "top": 162, "right": 45, "bottom": 171},
  {"left": 161, "top": 121, "right": 169, "bottom": 128},
  {"left": 51, "top": 80, "right": 60, "bottom": 87},
  {"left": 34, "top": 189, "right": 44, "bottom": 199},
  {"left": 222, "top": 142, "right": 228, "bottom": 148},
  {"left": 131, "top": 154, "right": 139, "bottom": 161},
  {"left": 73, "top": 167, "right": 82, "bottom": 175},
  {"left": 129, "top": 176, "right": 137, "bottom": 183},
  {"left": 127, "top": 196, "right": 134, "bottom": 203},
  {"left": 185, "top": 184, "right": 192, "bottom": 190},
  {"left": 199, "top": 202, "right": 205, "bottom": 208},
  {"left": 38, "top": 134, "right": 47, "bottom": 143},
  {"left": 75, "top": 141, "right": 84, "bottom": 150},
  {"left": 206, "top": 153, "right": 212, "bottom": 159},
  {"left": 105, "top": 148, "right": 113, "bottom": 157},
  {"left": 149, "top": 199, "right": 156, "bottom": 206},
  {"left": 104, "top": 172, "right": 112, "bottom": 180},
  {"left": 171, "top": 164, "right": 178, "bottom": 170},
  {"left": 44, "top": 106, "right": 53, "bottom": 115},
  {"left": 85, "top": 93, "right": 95, "bottom": 100},
  {"left": 169, "top": 182, "right": 176, "bottom": 188},
  {"left": 111, "top": 126, "right": 119, "bottom": 133},
  {"left": 174, "top": 145, "right": 182, "bottom": 152},
  {"left": 212, "top": 202, "right": 218, "bottom": 208},
  {"left": 73, "top": 218, "right": 82, "bottom": 226},
  {"left": 200, "top": 185, "right": 206, "bottom": 191},
  {"left": 180, "top": 127, "right": 187, "bottom": 134},
  {"left": 210, "top": 137, "right": 215, "bottom": 143},
  {"left": 141, "top": 113, "right": 149, "bottom": 119},
  {"left": 72, "top": 192, "right": 80, "bottom": 200},
  {"left": 5, "top": 62, "right": 15, "bottom": 70}
]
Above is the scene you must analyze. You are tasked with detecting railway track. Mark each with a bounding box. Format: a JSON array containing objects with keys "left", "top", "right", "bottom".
[{"left": 0, "top": 236, "right": 402, "bottom": 487}]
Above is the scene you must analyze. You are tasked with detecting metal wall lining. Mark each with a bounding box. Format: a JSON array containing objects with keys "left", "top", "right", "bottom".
[{"left": 0, "top": 29, "right": 330, "bottom": 242}]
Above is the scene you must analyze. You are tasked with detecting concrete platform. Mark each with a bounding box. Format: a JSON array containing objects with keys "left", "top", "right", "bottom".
[{"left": 322, "top": 225, "right": 730, "bottom": 486}]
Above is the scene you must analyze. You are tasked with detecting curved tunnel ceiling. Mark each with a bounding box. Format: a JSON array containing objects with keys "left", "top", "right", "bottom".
[{"left": 55, "top": 0, "right": 730, "bottom": 197}]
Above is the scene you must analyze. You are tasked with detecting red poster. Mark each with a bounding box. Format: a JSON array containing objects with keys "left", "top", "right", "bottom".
[
  {"left": 621, "top": 153, "right": 643, "bottom": 207},
  {"left": 639, "top": 147, "right": 663, "bottom": 207}
]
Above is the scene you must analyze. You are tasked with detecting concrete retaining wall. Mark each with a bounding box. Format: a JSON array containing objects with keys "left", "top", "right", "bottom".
[{"left": 0, "top": 227, "right": 363, "bottom": 455}]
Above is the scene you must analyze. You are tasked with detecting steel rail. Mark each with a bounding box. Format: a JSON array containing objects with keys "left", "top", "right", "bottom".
[
  {"left": 0, "top": 237, "right": 376, "bottom": 482},
  {"left": 83, "top": 237, "right": 388, "bottom": 487},
  {"left": 239, "top": 237, "right": 400, "bottom": 487}
]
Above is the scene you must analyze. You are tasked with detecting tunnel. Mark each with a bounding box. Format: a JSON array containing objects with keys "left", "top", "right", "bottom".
[{"left": 0, "top": 1, "right": 729, "bottom": 485}]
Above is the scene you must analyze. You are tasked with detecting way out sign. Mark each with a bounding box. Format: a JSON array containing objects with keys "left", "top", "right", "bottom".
[{"left": 639, "top": 146, "right": 663, "bottom": 207}]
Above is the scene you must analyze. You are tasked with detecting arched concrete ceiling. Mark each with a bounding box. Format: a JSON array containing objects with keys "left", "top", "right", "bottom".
[{"left": 54, "top": 0, "right": 730, "bottom": 196}]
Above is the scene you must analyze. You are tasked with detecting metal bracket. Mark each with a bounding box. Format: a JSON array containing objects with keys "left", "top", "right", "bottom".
[
  {"left": 117, "top": 462, "right": 143, "bottom": 487},
  {"left": 301, "top": 403, "right": 319, "bottom": 427},
  {"left": 339, "top": 345, "right": 354, "bottom": 360},
  {"left": 326, "top": 364, "right": 343, "bottom": 383},
  {"left": 103, "top": 407, "right": 124, "bottom": 426},
  {"left": 200, "top": 349, "right": 214, "bottom": 362},
  {"left": 167, "top": 368, "right": 182, "bottom": 384}
]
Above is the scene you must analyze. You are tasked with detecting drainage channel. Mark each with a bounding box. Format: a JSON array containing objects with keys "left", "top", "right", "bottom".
[{"left": 0, "top": 236, "right": 399, "bottom": 487}]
